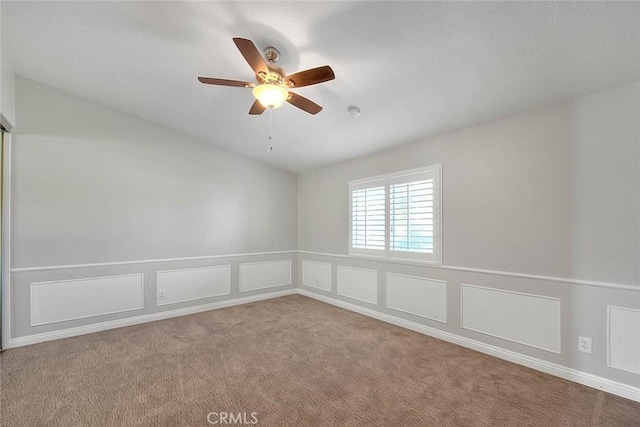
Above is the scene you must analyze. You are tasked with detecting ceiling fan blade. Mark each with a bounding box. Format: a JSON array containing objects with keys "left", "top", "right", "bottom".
[
  {"left": 285, "top": 65, "right": 335, "bottom": 88},
  {"left": 233, "top": 38, "right": 269, "bottom": 76},
  {"left": 287, "top": 92, "right": 323, "bottom": 115},
  {"left": 198, "top": 77, "right": 252, "bottom": 88},
  {"left": 249, "top": 99, "right": 267, "bottom": 115}
]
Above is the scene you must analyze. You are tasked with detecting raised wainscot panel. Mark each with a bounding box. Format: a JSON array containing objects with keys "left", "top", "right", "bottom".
[
  {"left": 386, "top": 273, "right": 447, "bottom": 323},
  {"left": 31, "top": 273, "right": 144, "bottom": 326},
  {"left": 157, "top": 265, "right": 231, "bottom": 306},
  {"left": 461, "top": 284, "right": 561, "bottom": 354},
  {"left": 337, "top": 266, "right": 378, "bottom": 305},
  {"left": 608, "top": 306, "right": 640, "bottom": 375},
  {"left": 302, "top": 260, "right": 332, "bottom": 292},
  {"left": 239, "top": 259, "right": 292, "bottom": 292}
]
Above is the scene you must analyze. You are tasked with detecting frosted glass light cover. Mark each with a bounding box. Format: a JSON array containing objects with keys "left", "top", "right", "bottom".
[{"left": 252, "top": 84, "right": 288, "bottom": 109}]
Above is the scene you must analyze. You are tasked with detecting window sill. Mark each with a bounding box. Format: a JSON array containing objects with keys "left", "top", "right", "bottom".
[{"left": 347, "top": 251, "right": 441, "bottom": 267}]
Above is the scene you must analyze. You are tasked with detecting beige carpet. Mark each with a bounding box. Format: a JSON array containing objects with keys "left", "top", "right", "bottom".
[{"left": 1, "top": 295, "right": 639, "bottom": 426}]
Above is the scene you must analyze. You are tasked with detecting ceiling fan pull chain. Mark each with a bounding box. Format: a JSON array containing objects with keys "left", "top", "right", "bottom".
[{"left": 266, "top": 108, "right": 274, "bottom": 154}]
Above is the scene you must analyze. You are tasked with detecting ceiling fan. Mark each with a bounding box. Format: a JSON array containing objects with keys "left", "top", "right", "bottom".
[{"left": 198, "top": 38, "right": 335, "bottom": 115}]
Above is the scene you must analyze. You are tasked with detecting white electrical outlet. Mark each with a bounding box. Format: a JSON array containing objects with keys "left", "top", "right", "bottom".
[
  {"left": 578, "top": 336, "right": 592, "bottom": 354},
  {"left": 158, "top": 290, "right": 166, "bottom": 300}
]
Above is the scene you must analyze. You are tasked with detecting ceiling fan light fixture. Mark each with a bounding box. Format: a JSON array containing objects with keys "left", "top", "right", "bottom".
[
  {"left": 198, "top": 38, "right": 334, "bottom": 115},
  {"left": 253, "top": 83, "right": 288, "bottom": 109}
]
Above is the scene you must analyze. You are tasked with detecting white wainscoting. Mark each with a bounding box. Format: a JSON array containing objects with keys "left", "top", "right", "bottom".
[
  {"left": 302, "top": 260, "right": 332, "bottom": 292},
  {"left": 386, "top": 273, "right": 447, "bottom": 323},
  {"left": 31, "top": 274, "right": 144, "bottom": 326},
  {"left": 239, "top": 259, "right": 292, "bottom": 292},
  {"left": 461, "top": 284, "right": 561, "bottom": 354},
  {"left": 608, "top": 306, "right": 640, "bottom": 375},
  {"left": 156, "top": 265, "right": 231, "bottom": 306},
  {"left": 337, "top": 266, "right": 378, "bottom": 304}
]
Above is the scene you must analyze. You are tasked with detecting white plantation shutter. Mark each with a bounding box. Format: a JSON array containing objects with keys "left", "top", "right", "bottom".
[
  {"left": 389, "top": 168, "right": 439, "bottom": 262},
  {"left": 350, "top": 179, "right": 386, "bottom": 254},
  {"left": 349, "top": 165, "right": 441, "bottom": 264},
  {"left": 390, "top": 179, "right": 434, "bottom": 252}
]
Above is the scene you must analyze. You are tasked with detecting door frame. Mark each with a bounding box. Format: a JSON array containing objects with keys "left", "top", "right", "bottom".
[{"left": 1, "top": 113, "right": 13, "bottom": 349}]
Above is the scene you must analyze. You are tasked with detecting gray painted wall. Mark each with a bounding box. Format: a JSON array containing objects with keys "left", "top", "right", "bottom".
[
  {"left": 299, "top": 82, "right": 640, "bottom": 286},
  {"left": 298, "top": 82, "right": 640, "bottom": 388},
  {"left": 0, "top": 3, "right": 16, "bottom": 126},
  {"left": 10, "top": 77, "right": 298, "bottom": 338},
  {"left": 12, "top": 77, "right": 297, "bottom": 267}
]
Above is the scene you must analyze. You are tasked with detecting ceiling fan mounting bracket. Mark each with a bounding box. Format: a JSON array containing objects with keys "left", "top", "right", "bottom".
[{"left": 264, "top": 46, "right": 280, "bottom": 64}]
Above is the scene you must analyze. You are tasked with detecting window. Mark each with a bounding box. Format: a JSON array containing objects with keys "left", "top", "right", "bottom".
[{"left": 349, "top": 165, "right": 441, "bottom": 264}]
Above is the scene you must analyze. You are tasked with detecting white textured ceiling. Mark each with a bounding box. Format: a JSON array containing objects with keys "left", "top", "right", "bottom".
[{"left": 3, "top": 1, "right": 639, "bottom": 173}]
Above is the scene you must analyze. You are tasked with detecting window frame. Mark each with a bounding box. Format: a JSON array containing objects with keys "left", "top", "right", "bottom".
[{"left": 348, "top": 164, "right": 442, "bottom": 265}]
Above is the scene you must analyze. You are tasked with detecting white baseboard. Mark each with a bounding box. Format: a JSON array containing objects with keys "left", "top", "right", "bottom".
[
  {"left": 8, "top": 289, "right": 296, "bottom": 348},
  {"left": 297, "top": 289, "right": 640, "bottom": 403}
]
